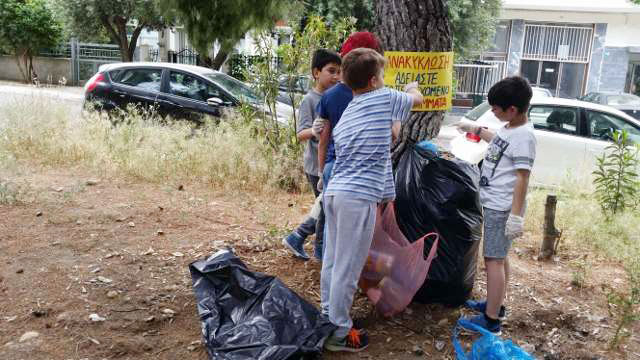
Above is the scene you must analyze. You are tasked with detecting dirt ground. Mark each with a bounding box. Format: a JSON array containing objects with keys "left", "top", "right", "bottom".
[{"left": 0, "top": 167, "right": 638, "bottom": 360}]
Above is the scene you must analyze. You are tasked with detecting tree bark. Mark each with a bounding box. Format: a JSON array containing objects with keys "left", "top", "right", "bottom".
[
  {"left": 211, "top": 49, "right": 229, "bottom": 70},
  {"left": 375, "top": 0, "right": 452, "bottom": 165}
]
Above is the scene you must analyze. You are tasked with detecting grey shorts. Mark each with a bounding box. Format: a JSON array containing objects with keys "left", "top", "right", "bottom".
[{"left": 483, "top": 207, "right": 512, "bottom": 259}]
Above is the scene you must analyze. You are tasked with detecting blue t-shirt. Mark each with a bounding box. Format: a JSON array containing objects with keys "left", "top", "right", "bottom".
[
  {"left": 316, "top": 82, "right": 353, "bottom": 163},
  {"left": 324, "top": 87, "right": 413, "bottom": 202}
]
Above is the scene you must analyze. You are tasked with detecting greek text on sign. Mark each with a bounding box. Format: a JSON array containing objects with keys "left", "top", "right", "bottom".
[{"left": 384, "top": 51, "right": 454, "bottom": 111}]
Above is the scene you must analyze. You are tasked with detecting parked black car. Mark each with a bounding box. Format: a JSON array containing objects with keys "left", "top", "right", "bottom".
[
  {"left": 579, "top": 92, "right": 640, "bottom": 120},
  {"left": 83, "top": 62, "right": 292, "bottom": 123}
]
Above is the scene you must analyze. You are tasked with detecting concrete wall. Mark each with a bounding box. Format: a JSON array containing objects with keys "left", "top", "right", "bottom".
[
  {"left": 599, "top": 47, "right": 630, "bottom": 92},
  {"left": 0, "top": 55, "right": 71, "bottom": 84}
]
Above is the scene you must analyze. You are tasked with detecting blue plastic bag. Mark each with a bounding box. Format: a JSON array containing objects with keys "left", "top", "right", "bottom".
[{"left": 453, "top": 318, "right": 535, "bottom": 360}]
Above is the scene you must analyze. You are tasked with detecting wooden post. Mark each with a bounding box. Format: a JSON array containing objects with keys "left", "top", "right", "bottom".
[{"left": 539, "top": 194, "right": 560, "bottom": 260}]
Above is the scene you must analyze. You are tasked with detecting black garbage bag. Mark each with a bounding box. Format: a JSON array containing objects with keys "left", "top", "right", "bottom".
[
  {"left": 395, "top": 144, "right": 483, "bottom": 306},
  {"left": 190, "top": 249, "right": 335, "bottom": 360}
]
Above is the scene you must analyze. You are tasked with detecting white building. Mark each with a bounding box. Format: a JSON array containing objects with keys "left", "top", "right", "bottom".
[{"left": 481, "top": 0, "right": 640, "bottom": 97}]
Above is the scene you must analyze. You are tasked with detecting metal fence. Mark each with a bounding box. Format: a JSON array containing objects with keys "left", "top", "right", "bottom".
[
  {"left": 454, "top": 61, "right": 506, "bottom": 97},
  {"left": 228, "top": 54, "right": 283, "bottom": 81},
  {"left": 37, "top": 39, "right": 122, "bottom": 84},
  {"left": 523, "top": 24, "right": 593, "bottom": 63},
  {"left": 168, "top": 49, "right": 200, "bottom": 65}
]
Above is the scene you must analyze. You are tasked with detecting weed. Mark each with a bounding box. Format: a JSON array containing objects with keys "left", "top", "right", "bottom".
[
  {"left": 569, "top": 255, "right": 589, "bottom": 289},
  {"left": 605, "top": 259, "right": 640, "bottom": 348},
  {"left": 592, "top": 130, "right": 640, "bottom": 217}
]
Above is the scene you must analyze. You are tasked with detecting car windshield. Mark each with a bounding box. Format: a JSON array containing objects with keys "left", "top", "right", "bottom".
[
  {"left": 606, "top": 94, "right": 640, "bottom": 106},
  {"left": 465, "top": 102, "right": 491, "bottom": 121},
  {"left": 203, "top": 72, "right": 261, "bottom": 104}
]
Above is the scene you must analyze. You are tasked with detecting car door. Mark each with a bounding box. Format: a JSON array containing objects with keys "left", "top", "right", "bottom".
[
  {"left": 158, "top": 70, "right": 228, "bottom": 122},
  {"left": 528, "top": 104, "right": 588, "bottom": 185},
  {"left": 110, "top": 67, "right": 163, "bottom": 112},
  {"left": 581, "top": 109, "right": 640, "bottom": 171}
]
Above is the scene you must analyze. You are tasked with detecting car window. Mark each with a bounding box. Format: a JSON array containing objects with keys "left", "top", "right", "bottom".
[
  {"left": 115, "top": 68, "right": 162, "bottom": 92},
  {"left": 169, "top": 72, "right": 224, "bottom": 102},
  {"left": 203, "top": 72, "right": 261, "bottom": 104},
  {"left": 528, "top": 106, "right": 579, "bottom": 135},
  {"left": 586, "top": 110, "right": 640, "bottom": 143}
]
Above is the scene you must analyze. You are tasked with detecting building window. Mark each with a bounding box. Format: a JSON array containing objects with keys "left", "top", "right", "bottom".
[{"left": 523, "top": 23, "right": 593, "bottom": 63}]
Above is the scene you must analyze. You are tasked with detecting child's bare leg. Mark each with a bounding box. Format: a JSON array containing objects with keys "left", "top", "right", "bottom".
[{"left": 485, "top": 258, "right": 505, "bottom": 319}]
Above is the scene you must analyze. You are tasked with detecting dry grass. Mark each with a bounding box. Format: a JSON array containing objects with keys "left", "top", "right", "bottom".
[
  {"left": 0, "top": 97, "right": 306, "bottom": 194},
  {"left": 526, "top": 186, "right": 640, "bottom": 263}
]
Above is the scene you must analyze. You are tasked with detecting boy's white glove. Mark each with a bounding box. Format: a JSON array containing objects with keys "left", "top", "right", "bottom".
[
  {"left": 456, "top": 122, "right": 479, "bottom": 134},
  {"left": 317, "top": 177, "right": 323, "bottom": 192},
  {"left": 505, "top": 214, "right": 524, "bottom": 240},
  {"left": 311, "top": 118, "right": 326, "bottom": 138},
  {"left": 403, "top": 81, "right": 419, "bottom": 92}
]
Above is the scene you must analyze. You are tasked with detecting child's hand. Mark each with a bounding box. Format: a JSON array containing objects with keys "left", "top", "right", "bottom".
[
  {"left": 505, "top": 214, "right": 524, "bottom": 240},
  {"left": 311, "top": 118, "right": 326, "bottom": 138},
  {"left": 456, "top": 122, "right": 479, "bottom": 134},
  {"left": 403, "top": 81, "right": 419, "bottom": 93}
]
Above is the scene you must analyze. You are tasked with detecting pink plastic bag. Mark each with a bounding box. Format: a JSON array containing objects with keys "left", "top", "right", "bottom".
[{"left": 359, "top": 202, "right": 439, "bottom": 317}]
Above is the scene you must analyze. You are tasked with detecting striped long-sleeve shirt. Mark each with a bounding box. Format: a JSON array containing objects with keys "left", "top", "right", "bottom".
[{"left": 324, "top": 87, "right": 413, "bottom": 202}]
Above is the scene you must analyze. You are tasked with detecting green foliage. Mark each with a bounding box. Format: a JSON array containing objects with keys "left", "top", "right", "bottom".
[
  {"left": 278, "top": 15, "right": 356, "bottom": 127},
  {"left": 303, "top": 0, "right": 500, "bottom": 59},
  {"left": 55, "top": 0, "right": 170, "bottom": 61},
  {"left": 160, "top": 0, "right": 292, "bottom": 67},
  {"left": 605, "top": 259, "right": 640, "bottom": 348},
  {"left": 592, "top": 130, "right": 640, "bottom": 217},
  {"left": 449, "top": 0, "right": 502, "bottom": 59},
  {"left": 302, "top": 0, "right": 374, "bottom": 30},
  {"left": 0, "top": 0, "right": 62, "bottom": 83}
]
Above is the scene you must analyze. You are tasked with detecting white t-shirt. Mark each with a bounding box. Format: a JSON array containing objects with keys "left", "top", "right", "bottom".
[{"left": 479, "top": 123, "right": 537, "bottom": 212}]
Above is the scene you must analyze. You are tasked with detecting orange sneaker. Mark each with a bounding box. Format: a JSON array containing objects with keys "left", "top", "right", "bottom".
[{"left": 324, "top": 328, "right": 369, "bottom": 352}]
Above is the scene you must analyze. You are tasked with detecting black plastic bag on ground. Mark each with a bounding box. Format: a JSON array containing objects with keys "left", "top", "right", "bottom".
[
  {"left": 395, "top": 144, "right": 483, "bottom": 306},
  {"left": 190, "top": 249, "right": 335, "bottom": 360}
]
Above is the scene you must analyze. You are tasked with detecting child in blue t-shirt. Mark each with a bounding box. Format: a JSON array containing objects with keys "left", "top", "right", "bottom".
[{"left": 321, "top": 48, "right": 423, "bottom": 353}]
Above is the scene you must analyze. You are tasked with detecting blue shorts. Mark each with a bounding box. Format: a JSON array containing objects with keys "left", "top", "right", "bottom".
[{"left": 483, "top": 207, "right": 512, "bottom": 259}]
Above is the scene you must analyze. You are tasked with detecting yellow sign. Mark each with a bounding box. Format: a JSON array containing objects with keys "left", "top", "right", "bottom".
[{"left": 383, "top": 51, "right": 454, "bottom": 111}]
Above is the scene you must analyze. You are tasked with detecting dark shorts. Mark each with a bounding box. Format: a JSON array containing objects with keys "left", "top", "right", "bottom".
[{"left": 483, "top": 207, "right": 512, "bottom": 259}]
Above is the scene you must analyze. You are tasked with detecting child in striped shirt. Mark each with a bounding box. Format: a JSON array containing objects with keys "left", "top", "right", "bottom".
[{"left": 321, "top": 48, "right": 423, "bottom": 352}]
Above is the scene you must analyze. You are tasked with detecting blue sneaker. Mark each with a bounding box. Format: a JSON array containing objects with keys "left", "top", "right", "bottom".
[
  {"left": 460, "top": 313, "right": 501, "bottom": 335},
  {"left": 282, "top": 232, "right": 309, "bottom": 260},
  {"left": 465, "top": 299, "right": 506, "bottom": 320}
]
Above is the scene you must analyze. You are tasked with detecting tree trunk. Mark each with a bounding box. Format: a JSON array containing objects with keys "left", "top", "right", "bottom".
[
  {"left": 539, "top": 194, "right": 561, "bottom": 260},
  {"left": 211, "top": 49, "right": 229, "bottom": 70},
  {"left": 375, "top": 0, "right": 452, "bottom": 166}
]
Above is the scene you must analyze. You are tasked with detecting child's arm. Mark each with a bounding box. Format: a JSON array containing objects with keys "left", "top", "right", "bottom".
[
  {"left": 297, "top": 129, "right": 314, "bottom": 142},
  {"left": 317, "top": 119, "right": 331, "bottom": 174},
  {"left": 296, "top": 95, "right": 315, "bottom": 142},
  {"left": 404, "top": 82, "right": 423, "bottom": 107},
  {"left": 456, "top": 123, "right": 496, "bottom": 142},
  {"left": 511, "top": 169, "right": 530, "bottom": 216}
]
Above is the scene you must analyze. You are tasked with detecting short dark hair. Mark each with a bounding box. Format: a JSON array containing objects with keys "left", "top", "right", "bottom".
[
  {"left": 341, "top": 48, "right": 386, "bottom": 90},
  {"left": 311, "top": 49, "right": 341, "bottom": 75},
  {"left": 488, "top": 76, "right": 533, "bottom": 113}
]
